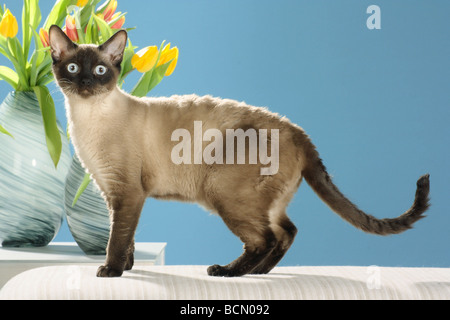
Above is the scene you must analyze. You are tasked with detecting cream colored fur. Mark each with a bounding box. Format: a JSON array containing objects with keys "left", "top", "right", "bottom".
[{"left": 50, "top": 26, "right": 430, "bottom": 278}]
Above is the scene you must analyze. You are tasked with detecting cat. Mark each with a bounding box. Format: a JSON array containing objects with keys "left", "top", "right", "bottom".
[{"left": 49, "top": 25, "right": 430, "bottom": 278}]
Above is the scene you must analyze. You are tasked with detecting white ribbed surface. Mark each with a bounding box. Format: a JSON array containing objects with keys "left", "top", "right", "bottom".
[{"left": 1, "top": 265, "right": 449, "bottom": 300}]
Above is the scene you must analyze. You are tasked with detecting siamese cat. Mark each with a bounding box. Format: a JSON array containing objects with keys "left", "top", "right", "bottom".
[{"left": 49, "top": 25, "right": 430, "bottom": 278}]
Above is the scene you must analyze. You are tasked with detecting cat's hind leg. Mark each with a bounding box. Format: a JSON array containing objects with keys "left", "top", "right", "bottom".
[
  {"left": 250, "top": 175, "right": 301, "bottom": 274},
  {"left": 207, "top": 208, "right": 277, "bottom": 277},
  {"left": 251, "top": 215, "right": 297, "bottom": 274}
]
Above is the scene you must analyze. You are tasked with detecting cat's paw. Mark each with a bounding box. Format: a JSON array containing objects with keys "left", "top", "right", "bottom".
[
  {"left": 96, "top": 265, "right": 123, "bottom": 277},
  {"left": 207, "top": 264, "right": 229, "bottom": 277},
  {"left": 207, "top": 264, "right": 243, "bottom": 277}
]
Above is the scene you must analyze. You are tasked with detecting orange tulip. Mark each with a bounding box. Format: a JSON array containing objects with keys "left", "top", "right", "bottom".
[
  {"left": 103, "top": 0, "right": 117, "bottom": 22},
  {"left": 65, "top": 15, "right": 78, "bottom": 42},
  {"left": 110, "top": 12, "right": 125, "bottom": 29},
  {"left": 39, "top": 28, "right": 50, "bottom": 47}
]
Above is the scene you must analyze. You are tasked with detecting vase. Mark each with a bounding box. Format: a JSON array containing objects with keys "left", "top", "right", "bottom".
[
  {"left": 64, "top": 155, "right": 110, "bottom": 254},
  {"left": 0, "top": 91, "right": 71, "bottom": 247}
]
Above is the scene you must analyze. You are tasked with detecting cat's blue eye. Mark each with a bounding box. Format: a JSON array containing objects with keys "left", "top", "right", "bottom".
[
  {"left": 95, "top": 65, "right": 108, "bottom": 76},
  {"left": 67, "top": 63, "right": 79, "bottom": 74}
]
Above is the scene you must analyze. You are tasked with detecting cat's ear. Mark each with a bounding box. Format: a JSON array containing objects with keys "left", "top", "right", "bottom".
[
  {"left": 48, "top": 25, "right": 78, "bottom": 63},
  {"left": 99, "top": 30, "right": 128, "bottom": 66}
]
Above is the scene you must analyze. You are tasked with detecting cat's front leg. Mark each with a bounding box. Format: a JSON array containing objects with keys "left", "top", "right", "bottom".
[
  {"left": 97, "top": 189, "right": 145, "bottom": 277},
  {"left": 124, "top": 240, "right": 135, "bottom": 271}
]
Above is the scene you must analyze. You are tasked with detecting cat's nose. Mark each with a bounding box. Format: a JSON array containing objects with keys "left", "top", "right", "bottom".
[{"left": 81, "top": 79, "right": 93, "bottom": 86}]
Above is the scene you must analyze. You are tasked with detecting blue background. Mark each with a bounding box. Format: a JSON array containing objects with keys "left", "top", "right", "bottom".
[{"left": 1, "top": 0, "right": 449, "bottom": 267}]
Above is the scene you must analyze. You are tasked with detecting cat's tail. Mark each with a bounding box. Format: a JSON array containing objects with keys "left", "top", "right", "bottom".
[{"left": 302, "top": 152, "right": 430, "bottom": 235}]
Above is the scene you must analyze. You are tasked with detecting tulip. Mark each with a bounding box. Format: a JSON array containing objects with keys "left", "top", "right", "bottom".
[
  {"left": 158, "top": 43, "right": 179, "bottom": 76},
  {"left": 110, "top": 12, "right": 125, "bottom": 29},
  {"left": 131, "top": 46, "right": 159, "bottom": 73},
  {"left": 103, "top": 0, "right": 118, "bottom": 22},
  {"left": 0, "top": 9, "right": 18, "bottom": 38},
  {"left": 76, "top": 0, "right": 89, "bottom": 7},
  {"left": 65, "top": 15, "right": 79, "bottom": 42},
  {"left": 39, "top": 28, "right": 50, "bottom": 47}
]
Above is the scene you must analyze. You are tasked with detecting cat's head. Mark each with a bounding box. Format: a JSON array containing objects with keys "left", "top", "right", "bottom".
[{"left": 49, "top": 25, "right": 127, "bottom": 99}]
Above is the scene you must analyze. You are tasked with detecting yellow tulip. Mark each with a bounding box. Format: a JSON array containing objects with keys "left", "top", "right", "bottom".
[
  {"left": 131, "top": 46, "right": 159, "bottom": 73},
  {"left": 158, "top": 43, "right": 179, "bottom": 76},
  {"left": 157, "top": 43, "right": 171, "bottom": 65},
  {"left": 76, "top": 0, "right": 89, "bottom": 7},
  {"left": 0, "top": 9, "right": 18, "bottom": 39}
]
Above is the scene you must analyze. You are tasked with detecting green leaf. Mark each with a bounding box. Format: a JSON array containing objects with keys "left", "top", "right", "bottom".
[
  {"left": 130, "top": 61, "right": 172, "bottom": 98},
  {"left": 31, "top": 30, "right": 46, "bottom": 64},
  {"left": 33, "top": 58, "right": 53, "bottom": 87},
  {"left": 0, "top": 66, "right": 19, "bottom": 89},
  {"left": 36, "top": 59, "right": 53, "bottom": 81},
  {"left": 43, "top": 0, "right": 76, "bottom": 30},
  {"left": 130, "top": 41, "right": 169, "bottom": 97},
  {"left": 118, "top": 40, "right": 136, "bottom": 86},
  {"left": 30, "top": 29, "right": 49, "bottom": 87},
  {"left": 147, "top": 61, "right": 172, "bottom": 93},
  {"left": 72, "top": 172, "right": 91, "bottom": 207},
  {"left": 7, "top": 38, "right": 29, "bottom": 90},
  {"left": 84, "top": 13, "right": 95, "bottom": 44},
  {"left": 30, "top": 56, "right": 38, "bottom": 86},
  {"left": 29, "top": 0, "right": 41, "bottom": 30},
  {"left": 36, "top": 73, "right": 54, "bottom": 87},
  {"left": 29, "top": 51, "right": 41, "bottom": 87},
  {"left": 33, "top": 86, "right": 62, "bottom": 168},
  {"left": 22, "top": 0, "right": 41, "bottom": 59},
  {"left": 93, "top": 13, "right": 113, "bottom": 43},
  {"left": 79, "top": 0, "right": 102, "bottom": 26},
  {"left": 131, "top": 69, "right": 153, "bottom": 97},
  {"left": 22, "top": 0, "right": 30, "bottom": 59},
  {"left": 0, "top": 123, "right": 13, "bottom": 138}
]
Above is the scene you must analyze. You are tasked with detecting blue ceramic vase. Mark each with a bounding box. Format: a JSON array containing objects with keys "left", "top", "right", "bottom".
[
  {"left": 64, "top": 155, "right": 110, "bottom": 254},
  {"left": 0, "top": 91, "right": 71, "bottom": 247}
]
